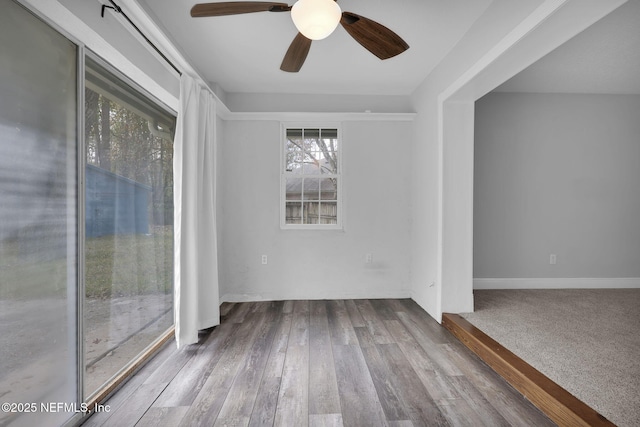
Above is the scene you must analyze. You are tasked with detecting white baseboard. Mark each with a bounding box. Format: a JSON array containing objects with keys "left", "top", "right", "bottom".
[
  {"left": 220, "top": 289, "right": 411, "bottom": 304},
  {"left": 474, "top": 277, "right": 640, "bottom": 290}
]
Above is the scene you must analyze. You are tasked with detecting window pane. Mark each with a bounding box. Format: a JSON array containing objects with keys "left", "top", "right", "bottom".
[
  {"left": 320, "top": 178, "right": 337, "bottom": 200},
  {"left": 303, "top": 202, "right": 320, "bottom": 224},
  {"left": 285, "top": 132, "right": 303, "bottom": 173},
  {"left": 285, "top": 202, "right": 302, "bottom": 224},
  {"left": 287, "top": 128, "right": 303, "bottom": 139},
  {"left": 84, "top": 57, "right": 174, "bottom": 397},
  {"left": 319, "top": 202, "right": 338, "bottom": 224},
  {"left": 303, "top": 178, "right": 320, "bottom": 201},
  {"left": 285, "top": 177, "right": 303, "bottom": 200},
  {"left": 305, "top": 128, "right": 320, "bottom": 139},
  {"left": 303, "top": 129, "right": 321, "bottom": 175},
  {"left": 316, "top": 130, "right": 338, "bottom": 175},
  {"left": 0, "top": 2, "right": 78, "bottom": 426}
]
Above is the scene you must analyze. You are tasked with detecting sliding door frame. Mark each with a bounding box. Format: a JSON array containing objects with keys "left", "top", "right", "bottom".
[
  {"left": 81, "top": 49, "right": 177, "bottom": 407},
  {"left": 7, "top": 2, "right": 85, "bottom": 426},
  {"left": 10, "top": 3, "right": 177, "bottom": 426},
  {"left": 76, "top": 44, "right": 86, "bottom": 416}
]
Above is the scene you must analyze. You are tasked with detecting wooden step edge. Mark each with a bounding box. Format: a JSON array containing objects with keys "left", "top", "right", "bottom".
[{"left": 442, "top": 313, "right": 615, "bottom": 427}]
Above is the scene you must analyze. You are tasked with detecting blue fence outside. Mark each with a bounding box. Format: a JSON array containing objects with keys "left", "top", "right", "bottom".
[{"left": 85, "top": 164, "right": 151, "bottom": 238}]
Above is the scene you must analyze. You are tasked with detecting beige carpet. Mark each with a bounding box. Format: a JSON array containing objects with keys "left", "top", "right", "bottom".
[{"left": 460, "top": 288, "right": 640, "bottom": 427}]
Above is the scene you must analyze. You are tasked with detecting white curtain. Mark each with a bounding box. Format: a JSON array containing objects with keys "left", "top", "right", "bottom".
[{"left": 174, "top": 73, "right": 220, "bottom": 348}]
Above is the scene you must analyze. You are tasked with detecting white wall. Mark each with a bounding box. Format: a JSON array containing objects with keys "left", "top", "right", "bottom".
[
  {"left": 225, "top": 93, "right": 413, "bottom": 114},
  {"left": 410, "top": 0, "right": 548, "bottom": 320},
  {"left": 218, "top": 119, "right": 413, "bottom": 301},
  {"left": 474, "top": 92, "right": 640, "bottom": 287},
  {"left": 409, "top": 0, "right": 627, "bottom": 320}
]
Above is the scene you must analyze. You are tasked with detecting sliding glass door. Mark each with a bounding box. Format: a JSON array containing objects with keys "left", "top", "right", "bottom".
[
  {"left": 0, "top": 1, "right": 79, "bottom": 426},
  {"left": 0, "top": 1, "right": 175, "bottom": 424},
  {"left": 83, "top": 56, "right": 175, "bottom": 398}
]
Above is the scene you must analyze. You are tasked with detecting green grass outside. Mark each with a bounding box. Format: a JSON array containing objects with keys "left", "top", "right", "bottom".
[
  {"left": 85, "top": 226, "right": 173, "bottom": 299},
  {"left": 0, "top": 226, "right": 173, "bottom": 300}
]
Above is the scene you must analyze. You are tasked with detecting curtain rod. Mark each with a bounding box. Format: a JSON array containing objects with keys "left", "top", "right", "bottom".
[{"left": 101, "top": 0, "right": 182, "bottom": 76}]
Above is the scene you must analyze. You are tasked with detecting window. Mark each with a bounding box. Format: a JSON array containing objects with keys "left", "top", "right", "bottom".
[{"left": 282, "top": 125, "right": 342, "bottom": 228}]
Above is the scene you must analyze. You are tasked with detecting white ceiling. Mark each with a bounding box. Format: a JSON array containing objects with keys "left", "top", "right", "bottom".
[
  {"left": 496, "top": 0, "right": 640, "bottom": 94},
  {"left": 138, "top": 0, "right": 640, "bottom": 98},
  {"left": 138, "top": 0, "right": 492, "bottom": 96}
]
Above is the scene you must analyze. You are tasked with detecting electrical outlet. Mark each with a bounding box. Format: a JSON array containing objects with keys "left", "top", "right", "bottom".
[
  {"left": 365, "top": 253, "right": 373, "bottom": 264},
  {"left": 261, "top": 255, "right": 268, "bottom": 265},
  {"left": 549, "top": 254, "right": 557, "bottom": 265}
]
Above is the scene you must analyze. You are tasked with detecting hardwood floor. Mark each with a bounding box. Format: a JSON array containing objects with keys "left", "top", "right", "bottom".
[{"left": 82, "top": 300, "right": 555, "bottom": 427}]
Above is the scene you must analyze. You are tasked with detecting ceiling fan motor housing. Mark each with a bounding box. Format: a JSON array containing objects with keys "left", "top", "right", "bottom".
[{"left": 291, "top": 0, "right": 342, "bottom": 40}]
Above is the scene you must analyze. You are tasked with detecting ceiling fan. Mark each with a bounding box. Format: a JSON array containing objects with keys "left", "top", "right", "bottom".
[{"left": 190, "top": 0, "right": 410, "bottom": 72}]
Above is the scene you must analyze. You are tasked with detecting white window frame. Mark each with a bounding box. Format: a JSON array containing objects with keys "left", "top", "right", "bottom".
[{"left": 280, "top": 122, "right": 343, "bottom": 230}]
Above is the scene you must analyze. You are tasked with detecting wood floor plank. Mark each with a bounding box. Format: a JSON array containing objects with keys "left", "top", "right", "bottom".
[
  {"left": 248, "top": 309, "right": 293, "bottom": 427},
  {"left": 383, "top": 320, "right": 436, "bottom": 373},
  {"left": 353, "top": 326, "right": 377, "bottom": 348},
  {"left": 309, "top": 413, "right": 344, "bottom": 427},
  {"left": 355, "top": 328, "right": 411, "bottom": 422},
  {"left": 400, "top": 299, "right": 453, "bottom": 344},
  {"left": 326, "top": 300, "right": 358, "bottom": 345},
  {"left": 344, "top": 299, "right": 366, "bottom": 328},
  {"left": 179, "top": 311, "right": 266, "bottom": 426},
  {"left": 383, "top": 298, "right": 413, "bottom": 315},
  {"left": 91, "top": 382, "right": 168, "bottom": 427},
  {"left": 289, "top": 300, "right": 310, "bottom": 346},
  {"left": 220, "top": 302, "right": 235, "bottom": 317},
  {"left": 353, "top": 299, "right": 394, "bottom": 344},
  {"left": 135, "top": 406, "right": 189, "bottom": 427},
  {"left": 225, "top": 301, "right": 255, "bottom": 323},
  {"left": 153, "top": 322, "right": 236, "bottom": 407},
  {"left": 377, "top": 343, "right": 450, "bottom": 426},
  {"left": 387, "top": 421, "right": 415, "bottom": 427},
  {"left": 248, "top": 376, "right": 282, "bottom": 427},
  {"left": 382, "top": 319, "right": 474, "bottom": 422},
  {"left": 332, "top": 344, "right": 387, "bottom": 427},
  {"left": 83, "top": 340, "right": 178, "bottom": 426},
  {"left": 262, "top": 311, "right": 292, "bottom": 378},
  {"left": 215, "top": 308, "right": 281, "bottom": 422},
  {"left": 369, "top": 299, "right": 400, "bottom": 321},
  {"left": 447, "top": 339, "right": 556, "bottom": 427},
  {"left": 384, "top": 318, "right": 506, "bottom": 425},
  {"left": 396, "top": 311, "right": 462, "bottom": 377},
  {"left": 274, "top": 345, "right": 309, "bottom": 426},
  {"left": 141, "top": 346, "right": 195, "bottom": 386},
  {"left": 213, "top": 415, "right": 250, "bottom": 427},
  {"left": 282, "top": 300, "right": 294, "bottom": 314},
  {"left": 309, "top": 301, "right": 341, "bottom": 415},
  {"left": 446, "top": 375, "right": 511, "bottom": 427},
  {"left": 273, "top": 302, "right": 310, "bottom": 426}
]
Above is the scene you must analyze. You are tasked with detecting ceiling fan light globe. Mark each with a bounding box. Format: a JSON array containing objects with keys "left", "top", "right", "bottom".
[{"left": 291, "top": 0, "right": 342, "bottom": 40}]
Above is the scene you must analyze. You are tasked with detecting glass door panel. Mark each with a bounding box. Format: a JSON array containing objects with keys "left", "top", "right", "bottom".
[
  {"left": 0, "top": 1, "right": 78, "bottom": 426},
  {"left": 84, "top": 57, "right": 174, "bottom": 397}
]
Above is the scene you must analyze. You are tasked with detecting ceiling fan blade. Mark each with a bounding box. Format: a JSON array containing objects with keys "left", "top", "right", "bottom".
[
  {"left": 340, "top": 12, "right": 409, "bottom": 60},
  {"left": 191, "top": 2, "right": 291, "bottom": 17},
  {"left": 280, "top": 33, "right": 312, "bottom": 72}
]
